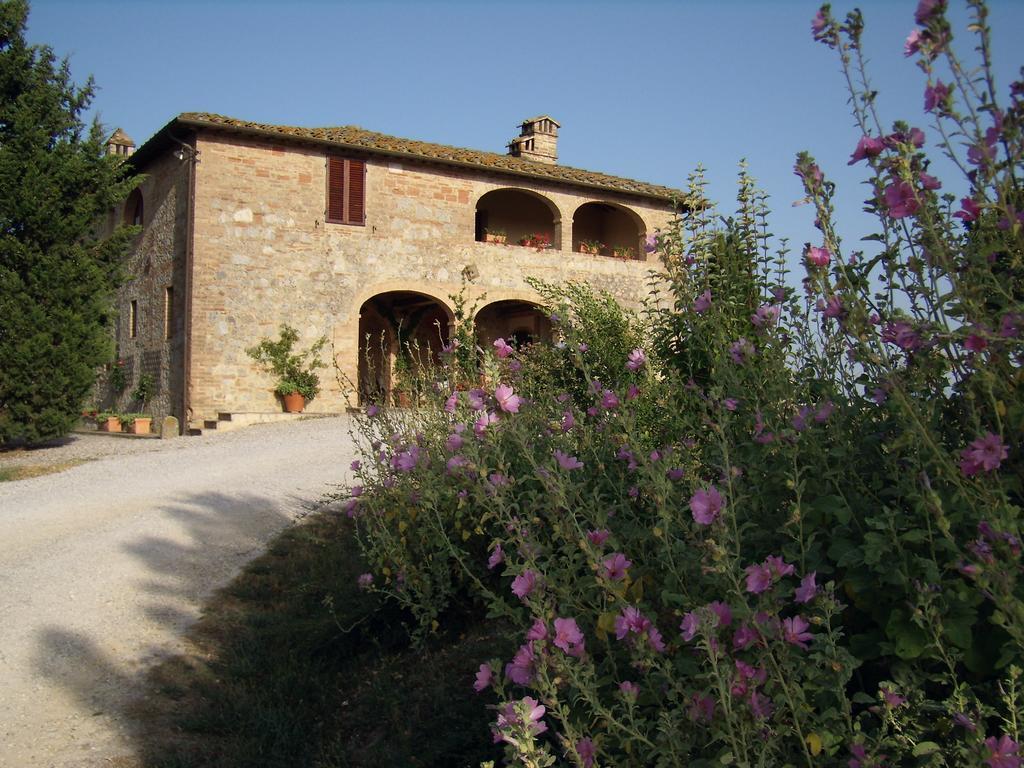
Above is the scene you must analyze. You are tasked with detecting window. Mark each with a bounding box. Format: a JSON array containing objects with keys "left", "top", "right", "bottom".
[
  {"left": 326, "top": 156, "right": 365, "bottom": 225},
  {"left": 129, "top": 300, "right": 138, "bottom": 338},
  {"left": 164, "top": 287, "right": 174, "bottom": 339},
  {"left": 124, "top": 189, "right": 143, "bottom": 226}
]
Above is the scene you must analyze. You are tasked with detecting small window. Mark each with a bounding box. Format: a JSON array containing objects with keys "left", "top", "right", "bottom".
[
  {"left": 129, "top": 300, "right": 138, "bottom": 339},
  {"left": 164, "top": 287, "right": 174, "bottom": 339},
  {"left": 125, "top": 189, "right": 143, "bottom": 226},
  {"left": 326, "top": 156, "right": 366, "bottom": 225}
]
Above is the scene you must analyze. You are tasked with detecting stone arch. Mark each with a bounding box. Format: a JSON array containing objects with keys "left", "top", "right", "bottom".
[
  {"left": 124, "top": 188, "right": 144, "bottom": 226},
  {"left": 357, "top": 290, "right": 455, "bottom": 406},
  {"left": 474, "top": 187, "right": 561, "bottom": 250},
  {"left": 475, "top": 297, "right": 552, "bottom": 352},
  {"left": 571, "top": 200, "right": 646, "bottom": 260}
]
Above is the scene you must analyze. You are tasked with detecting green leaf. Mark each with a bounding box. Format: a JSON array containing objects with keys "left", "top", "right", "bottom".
[{"left": 912, "top": 742, "right": 941, "bottom": 756}]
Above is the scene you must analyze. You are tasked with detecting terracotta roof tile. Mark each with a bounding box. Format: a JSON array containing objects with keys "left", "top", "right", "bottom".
[{"left": 175, "top": 112, "right": 684, "bottom": 202}]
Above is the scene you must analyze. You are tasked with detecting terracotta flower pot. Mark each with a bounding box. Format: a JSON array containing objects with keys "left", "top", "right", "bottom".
[
  {"left": 484, "top": 233, "right": 507, "bottom": 244},
  {"left": 282, "top": 392, "right": 306, "bottom": 413},
  {"left": 128, "top": 418, "right": 151, "bottom": 434},
  {"left": 98, "top": 417, "right": 121, "bottom": 432}
]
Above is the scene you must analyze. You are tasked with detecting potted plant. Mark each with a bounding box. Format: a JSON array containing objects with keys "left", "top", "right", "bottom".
[
  {"left": 96, "top": 411, "right": 121, "bottom": 432},
  {"left": 120, "top": 413, "right": 152, "bottom": 434},
  {"left": 613, "top": 245, "right": 635, "bottom": 260},
  {"left": 518, "top": 232, "right": 552, "bottom": 250},
  {"left": 246, "top": 324, "right": 327, "bottom": 413},
  {"left": 578, "top": 239, "right": 605, "bottom": 255},
  {"left": 483, "top": 227, "right": 507, "bottom": 244}
]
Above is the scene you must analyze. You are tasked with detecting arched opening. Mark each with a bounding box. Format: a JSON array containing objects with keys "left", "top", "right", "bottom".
[
  {"left": 475, "top": 188, "right": 560, "bottom": 250},
  {"left": 571, "top": 201, "right": 645, "bottom": 260},
  {"left": 124, "top": 188, "right": 144, "bottom": 227},
  {"left": 475, "top": 300, "right": 552, "bottom": 352},
  {"left": 357, "top": 291, "right": 453, "bottom": 406}
]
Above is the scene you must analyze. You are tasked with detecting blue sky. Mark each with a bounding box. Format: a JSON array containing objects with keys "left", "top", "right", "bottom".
[{"left": 26, "top": 0, "right": 1024, "bottom": 273}]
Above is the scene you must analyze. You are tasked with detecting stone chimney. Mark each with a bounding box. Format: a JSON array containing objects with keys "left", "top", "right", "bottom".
[
  {"left": 507, "top": 116, "right": 559, "bottom": 164},
  {"left": 105, "top": 127, "right": 135, "bottom": 158}
]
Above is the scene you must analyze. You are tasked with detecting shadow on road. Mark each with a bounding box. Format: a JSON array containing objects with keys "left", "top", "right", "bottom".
[{"left": 32, "top": 490, "right": 304, "bottom": 767}]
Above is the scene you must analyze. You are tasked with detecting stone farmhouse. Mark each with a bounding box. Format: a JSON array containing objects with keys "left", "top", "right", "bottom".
[{"left": 102, "top": 114, "right": 683, "bottom": 434}]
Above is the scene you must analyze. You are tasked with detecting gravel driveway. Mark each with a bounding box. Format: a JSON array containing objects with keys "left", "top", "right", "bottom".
[{"left": 0, "top": 416, "right": 359, "bottom": 767}]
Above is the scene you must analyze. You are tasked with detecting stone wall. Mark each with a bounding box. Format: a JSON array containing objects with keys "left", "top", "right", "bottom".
[
  {"left": 101, "top": 151, "right": 190, "bottom": 429},
  {"left": 186, "top": 131, "right": 676, "bottom": 422}
]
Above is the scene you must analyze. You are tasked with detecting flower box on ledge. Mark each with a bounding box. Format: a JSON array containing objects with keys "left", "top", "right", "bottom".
[{"left": 483, "top": 232, "right": 508, "bottom": 244}]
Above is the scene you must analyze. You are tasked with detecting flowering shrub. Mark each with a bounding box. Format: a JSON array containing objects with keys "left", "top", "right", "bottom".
[{"left": 344, "top": 3, "right": 1023, "bottom": 765}]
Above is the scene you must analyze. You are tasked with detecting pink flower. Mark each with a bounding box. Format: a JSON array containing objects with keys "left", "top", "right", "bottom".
[
  {"left": 882, "top": 320, "right": 922, "bottom": 351},
  {"left": 765, "top": 555, "right": 795, "bottom": 578},
  {"left": 724, "top": 398, "right": 739, "bottom": 411},
  {"left": 504, "top": 644, "right": 536, "bottom": 685},
  {"left": 526, "top": 618, "right": 548, "bottom": 642},
  {"left": 708, "top": 601, "right": 733, "bottom": 627},
  {"left": 693, "top": 289, "right": 712, "bottom": 314},
  {"left": 883, "top": 180, "right": 920, "bottom": 219},
  {"left": 644, "top": 234, "right": 658, "bottom": 253},
  {"left": 733, "top": 623, "right": 758, "bottom": 650},
  {"left": 919, "top": 171, "right": 942, "bottom": 190},
  {"left": 357, "top": 573, "right": 373, "bottom": 589},
  {"left": 648, "top": 626, "right": 666, "bottom": 653},
  {"left": 488, "top": 544, "right": 505, "bottom": 570},
  {"left": 690, "top": 486, "right": 724, "bottom": 525},
  {"left": 365, "top": 404, "right": 380, "bottom": 417},
  {"left": 511, "top": 570, "right": 538, "bottom": 599},
  {"left": 473, "top": 411, "right": 499, "bottom": 436},
  {"left": 985, "top": 735, "right": 1021, "bottom": 768},
  {"left": 602, "top": 552, "right": 632, "bottom": 581},
  {"left": 729, "top": 338, "right": 754, "bottom": 364},
  {"left": 575, "top": 737, "right": 596, "bottom": 768},
  {"left": 915, "top": 0, "right": 944, "bottom": 25},
  {"left": 848, "top": 135, "right": 885, "bottom": 165},
  {"left": 601, "top": 389, "right": 620, "bottom": 410},
  {"left": 960, "top": 432, "right": 1009, "bottom": 476},
  {"left": 748, "top": 689, "right": 774, "bottom": 719},
  {"left": 553, "top": 617, "right": 585, "bottom": 656},
  {"left": 495, "top": 383, "right": 522, "bottom": 413},
  {"left": 924, "top": 79, "right": 950, "bottom": 112},
  {"left": 444, "top": 392, "right": 458, "bottom": 413},
  {"left": 474, "top": 663, "right": 493, "bottom": 692},
  {"left": 560, "top": 410, "right": 575, "bottom": 432},
  {"left": 811, "top": 8, "right": 828, "bottom": 40},
  {"left": 795, "top": 572, "right": 818, "bottom": 603},
  {"left": 587, "top": 529, "right": 611, "bottom": 547},
  {"left": 615, "top": 605, "right": 651, "bottom": 640},
  {"left": 493, "top": 338, "right": 513, "bottom": 358},
  {"left": 619, "top": 680, "right": 639, "bottom": 699},
  {"left": 955, "top": 197, "right": 982, "bottom": 222},
  {"left": 881, "top": 686, "right": 906, "bottom": 708},
  {"left": 679, "top": 611, "right": 699, "bottom": 641},
  {"left": 964, "top": 328, "right": 989, "bottom": 352},
  {"left": 782, "top": 615, "right": 814, "bottom": 649},
  {"left": 554, "top": 449, "right": 584, "bottom": 471},
  {"left": 905, "top": 28, "right": 923, "bottom": 56},
  {"left": 467, "top": 388, "right": 486, "bottom": 411},
  {"left": 806, "top": 244, "right": 831, "bottom": 266},
  {"left": 744, "top": 563, "right": 773, "bottom": 594},
  {"left": 445, "top": 432, "right": 464, "bottom": 452},
  {"left": 688, "top": 693, "right": 715, "bottom": 723},
  {"left": 626, "top": 348, "right": 646, "bottom": 371}
]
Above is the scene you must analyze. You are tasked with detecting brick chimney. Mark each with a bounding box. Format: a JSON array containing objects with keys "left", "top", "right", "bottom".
[
  {"left": 507, "top": 116, "right": 559, "bottom": 164},
  {"left": 105, "top": 127, "right": 135, "bottom": 158}
]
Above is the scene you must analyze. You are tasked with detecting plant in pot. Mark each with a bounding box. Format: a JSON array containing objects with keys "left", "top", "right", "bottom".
[
  {"left": 483, "top": 227, "right": 507, "bottom": 244},
  {"left": 246, "top": 325, "right": 327, "bottom": 413},
  {"left": 578, "top": 238, "right": 605, "bottom": 255},
  {"left": 120, "top": 412, "right": 152, "bottom": 434},
  {"left": 96, "top": 411, "right": 121, "bottom": 432},
  {"left": 613, "top": 245, "right": 635, "bottom": 260},
  {"left": 124, "top": 373, "right": 155, "bottom": 433}
]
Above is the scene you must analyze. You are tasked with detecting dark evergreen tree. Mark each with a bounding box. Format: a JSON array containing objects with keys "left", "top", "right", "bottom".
[{"left": 0, "top": 0, "right": 138, "bottom": 444}]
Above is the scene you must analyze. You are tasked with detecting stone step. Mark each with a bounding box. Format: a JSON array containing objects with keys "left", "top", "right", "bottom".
[{"left": 186, "top": 411, "right": 334, "bottom": 436}]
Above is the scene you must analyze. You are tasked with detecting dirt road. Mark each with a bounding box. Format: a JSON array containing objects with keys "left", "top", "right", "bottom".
[{"left": 0, "top": 417, "right": 358, "bottom": 767}]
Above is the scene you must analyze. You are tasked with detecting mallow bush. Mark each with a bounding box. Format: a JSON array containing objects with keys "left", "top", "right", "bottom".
[{"left": 342, "top": 2, "right": 1023, "bottom": 765}]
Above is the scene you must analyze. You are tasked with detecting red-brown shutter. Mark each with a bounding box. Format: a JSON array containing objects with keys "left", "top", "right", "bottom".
[
  {"left": 327, "top": 156, "right": 346, "bottom": 223},
  {"left": 347, "top": 159, "right": 365, "bottom": 224}
]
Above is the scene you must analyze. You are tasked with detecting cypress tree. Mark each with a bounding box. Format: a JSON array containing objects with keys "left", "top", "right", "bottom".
[{"left": 0, "top": 0, "right": 138, "bottom": 444}]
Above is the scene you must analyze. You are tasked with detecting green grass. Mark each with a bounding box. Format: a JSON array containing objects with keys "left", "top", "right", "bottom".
[
  {"left": 138, "top": 510, "right": 511, "bottom": 768},
  {"left": 0, "top": 459, "right": 87, "bottom": 482}
]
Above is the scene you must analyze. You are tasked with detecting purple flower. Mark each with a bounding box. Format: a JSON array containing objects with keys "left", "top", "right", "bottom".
[
  {"left": 806, "top": 245, "right": 831, "bottom": 266},
  {"left": 919, "top": 171, "right": 942, "bottom": 190},
  {"left": 953, "top": 712, "right": 977, "bottom": 731},
  {"left": 511, "top": 570, "right": 538, "bottom": 600},
  {"left": 667, "top": 467, "right": 684, "bottom": 481},
  {"left": 626, "top": 348, "right": 646, "bottom": 371},
  {"left": 1001, "top": 313, "right": 1023, "bottom": 339},
  {"left": 575, "top": 737, "right": 596, "bottom": 768},
  {"left": 365, "top": 404, "right": 380, "bottom": 417},
  {"left": 474, "top": 663, "right": 493, "bottom": 692},
  {"left": 601, "top": 389, "right": 620, "bottom": 410},
  {"left": 489, "top": 472, "right": 509, "bottom": 487},
  {"left": 782, "top": 615, "right": 813, "bottom": 649},
  {"left": 679, "top": 611, "right": 699, "bottom": 642},
  {"left": 883, "top": 181, "right": 920, "bottom": 219},
  {"left": 648, "top": 626, "right": 666, "bottom": 653},
  {"left": 748, "top": 689, "right": 774, "bottom": 720},
  {"left": 493, "top": 338, "right": 513, "bottom": 359},
  {"left": 473, "top": 411, "right": 498, "bottom": 436},
  {"left": 751, "top": 303, "right": 781, "bottom": 329},
  {"left": 602, "top": 552, "right": 632, "bottom": 581},
  {"left": 560, "top": 410, "right": 575, "bottom": 432},
  {"left": 965, "top": 328, "right": 989, "bottom": 352},
  {"left": 553, "top": 617, "right": 585, "bottom": 656},
  {"left": 554, "top": 449, "right": 584, "bottom": 471},
  {"left": 693, "top": 289, "right": 712, "bottom": 314},
  {"left": 960, "top": 432, "right": 1009, "bottom": 476},
  {"left": 724, "top": 397, "right": 739, "bottom": 411},
  {"left": 444, "top": 392, "right": 458, "bottom": 413},
  {"left": 619, "top": 680, "right": 639, "bottom": 699},
  {"left": 446, "top": 432, "right": 464, "bottom": 452},
  {"left": 881, "top": 686, "right": 906, "bottom": 708},
  {"left": 733, "top": 623, "right": 758, "bottom": 650},
  {"left": 690, "top": 486, "right": 724, "bottom": 525},
  {"left": 488, "top": 544, "right": 505, "bottom": 570},
  {"left": 688, "top": 693, "right": 715, "bottom": 723},
  {"left": 795, "top": 572, "right": 818, "bottom": 603},
  {"left": 817, "top": 294, "right": 845, "bottom": 320},
  {"left": 882, "top": 320, "right": 922, "bottom": 351},
  {"left": 587, "top": 529, "right": 610, "bottom": 547},
  {"left": 848, "top": 135, "right": 885, "bottom": 165},
  {"left": 644, "top": 234, "right": 658, "bottom": 253},
  {"left": 615, "top": 605, "right": 652, "bottom": 640},
  {"left": 467, "top": 388, "right": 487, "bottom": 411},
  {"left": 504, "top": 645, "right": 536, "bottom": 685},
  {"left": 446, "top": 455, "right": 468, "bottom": 474},
  {"left": 708, "top": 601, "right": 732, "bottom": 627},
  {"left": 915, "top": 0, "right": 944, "bottom": 25},
  {"left": 955, "top": 197, "right": 982, "bottom": 222},
  {"left": 357, "top": 573, "right": 373, "bottom": 589},
  {"left": 905, "top": 28, "right": 923, "bottom": 56},
  {"left": 526, "top": 618, "right": 548, "bottom": 642},
  {"left": 495, "top": 383, "right": 522, "bottom": 414},
  {"left": 729, "top": 338, "right": 755, "bottom": 365},
  {"left": 985, "top": 735, "right": 1021, "bottom": 768},
  {"left": 765, "top": 555, "right": 795, "bottom": 578},
  {"left": 924, "top": 80, "right": 950, "bottom": 112},
  {"left": 811, "top": 8, "right": 828, "bottom": 40},
  {"left": 744, "top": 563, "right": 773, "bottom": 594}
]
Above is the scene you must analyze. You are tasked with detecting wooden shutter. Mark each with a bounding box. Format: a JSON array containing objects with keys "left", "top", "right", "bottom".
[
  {"left": 347, "top": 159, "right": 365, "bottom": 224},
  {"left": 327, "top": 156, "right": 346, "bottom": 223},
  {"left": 327, "top": 156, "right": 366, "bottom": 225}
]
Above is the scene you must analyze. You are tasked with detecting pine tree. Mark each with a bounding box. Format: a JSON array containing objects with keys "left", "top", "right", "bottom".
[{"left": 0, "top": 0, "right": 138, "bottom": 444}]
